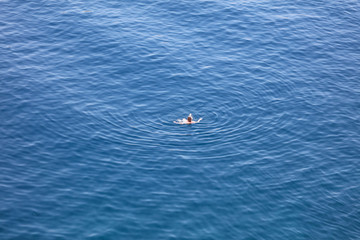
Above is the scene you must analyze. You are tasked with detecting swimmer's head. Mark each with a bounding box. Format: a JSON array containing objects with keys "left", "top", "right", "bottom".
[{"left": 187, "top": 113, "right": 192, "bottom": 122}]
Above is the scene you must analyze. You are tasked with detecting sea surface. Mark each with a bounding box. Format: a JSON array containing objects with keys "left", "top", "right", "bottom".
[{"left": 1, "top": 0, "right": 360, "bottom": 239}]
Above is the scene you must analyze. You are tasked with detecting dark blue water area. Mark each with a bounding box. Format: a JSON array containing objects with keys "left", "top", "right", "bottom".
[{"left": 1, "top": 0, "right": 360, "bottom": 239}]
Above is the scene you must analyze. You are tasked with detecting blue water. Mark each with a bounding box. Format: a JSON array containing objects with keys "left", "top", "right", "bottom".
[{"left": 1, "top": 0, "right": 360, "bottom": 239}]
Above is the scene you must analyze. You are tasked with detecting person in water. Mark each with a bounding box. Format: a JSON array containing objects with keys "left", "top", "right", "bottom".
[{"left": 174, "top": 113, "right": 203, "bottom": 124}]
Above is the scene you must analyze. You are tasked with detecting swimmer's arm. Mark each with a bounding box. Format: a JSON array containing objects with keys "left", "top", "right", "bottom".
[{"left": 195, "top": 118, "right": 203, "bottom": 123}]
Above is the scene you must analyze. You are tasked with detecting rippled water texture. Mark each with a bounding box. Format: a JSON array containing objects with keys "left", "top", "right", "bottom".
[{"left": 1, "top": 0, "right": 360, "bottom": 239}]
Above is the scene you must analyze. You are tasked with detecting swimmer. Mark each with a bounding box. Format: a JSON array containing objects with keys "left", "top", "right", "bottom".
[{"left": 174, "top": 113, "right": 203, "bottom": 124}]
